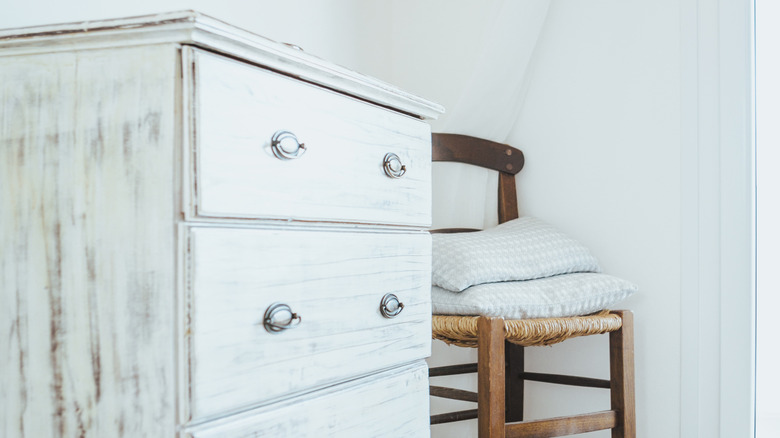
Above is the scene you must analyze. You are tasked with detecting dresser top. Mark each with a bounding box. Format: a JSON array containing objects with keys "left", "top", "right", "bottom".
[{"left": 0, "top": 10, "right": 444, "bottom": 120}]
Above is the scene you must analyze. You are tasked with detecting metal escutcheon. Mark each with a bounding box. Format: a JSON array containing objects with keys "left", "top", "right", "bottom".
[
  {"left": 270, "top": 130, "right": 306, "bottom": 160},
  {"left": 379, "top": 293, "right": 404, "bottom": 319},
  {"left": 263, "top": 303, "right": 302, "bottom": 333},
  {"left": 383, "top": 153, "right": 406, "bottom": 178}
]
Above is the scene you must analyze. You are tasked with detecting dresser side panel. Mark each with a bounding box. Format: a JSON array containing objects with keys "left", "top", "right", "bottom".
[{"left": 0, "top": 45, "right": 179, "bottom": 437}]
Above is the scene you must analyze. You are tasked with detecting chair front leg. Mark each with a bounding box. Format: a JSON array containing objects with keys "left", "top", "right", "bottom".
[
  {"left": 478, "top": 317, "right": 506, "bottom": 438},
  {"left": 609, "top": 310, "right": 636, "bottom": 438}
]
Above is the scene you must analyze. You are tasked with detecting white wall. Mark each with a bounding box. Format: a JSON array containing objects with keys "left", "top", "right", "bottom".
[
  {"left": 509, "top": 2, "right": 681, "bottom": 436},
  {"left": 379, "top": 2, "right": 753, "bottom": 437},
  {"left": 372, "top": 1, "right": 681, "bottom": 437},
  {"left": 1, "top": 1, "right": 754, "bottom": 437},
  {"left": 1, "top": 0, "right": 373, "bottom": 72}
]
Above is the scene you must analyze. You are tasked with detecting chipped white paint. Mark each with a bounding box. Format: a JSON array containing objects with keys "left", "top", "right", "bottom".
[
  {"left": 184, "top": 226, "right": 431, "bottom": 422},
  {"left": 0, "top": 45, "right": 179, "bottom": 437},
  {"left": 1, "top": 12, "right": 440, "bottom": 438},
  {"left": 184, "top": 361, "right": 431, "bottom": 438},
  {"left": 187, "top": 48, "right": 432, "bottom": 227},
  {"left": 0, "top": 11, "right": 444, "bottom": 120}
]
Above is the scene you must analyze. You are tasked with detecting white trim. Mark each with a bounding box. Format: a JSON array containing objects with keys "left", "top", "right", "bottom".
[
  {"left": 755, "top": 1, "right": 780, "bottom": 434},
  {"left": 680, "top": 0, "right": 755, "bottom": 436},
  {"left": 679, "top": 0, "right": 702, "bottom": 435},
  {"left": 0, "top": 11, "right": 444, "bottom": 120},
  {"left": 718, "top": 0, "right": 755, "bottom": 436}
]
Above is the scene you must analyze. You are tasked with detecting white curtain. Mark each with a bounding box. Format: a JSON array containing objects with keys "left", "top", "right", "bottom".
[{"left": 431, "top": 0, "right": 551, "bottom": 230}]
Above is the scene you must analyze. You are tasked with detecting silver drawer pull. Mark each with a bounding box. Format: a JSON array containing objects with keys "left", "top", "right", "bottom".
[
  {"left": 383, "top": 153, "right": 406, "bottom": 179},
  {"left": 271, "top": 130, "right": 306, "bottom": 160},
  {"left": 379, "top": 293, "right": 404, "bottom": 319},
  {"left": 263, "top": 303, "right": 302, "bottom": 333}
]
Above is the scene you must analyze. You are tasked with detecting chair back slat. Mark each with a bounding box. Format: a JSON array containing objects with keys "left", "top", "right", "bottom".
[
  {"left": 498, "top": 173, "right": 519, "bottom": 224},
  {"left": 432, "top": 133, "right": 523, "bottom": 225}
]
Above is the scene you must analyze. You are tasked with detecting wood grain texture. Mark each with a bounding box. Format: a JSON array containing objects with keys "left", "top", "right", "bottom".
[
  {"left": 431, "top": 132, "right": 520, "bottom": 226},
  {"left": 430, "top": 386, "right": 478, "bottom": 403},
  {"left": 430, "top": 409, "right": 479, "bottom": 425},
  {"left": 522, "top": 372, "right": 611, "bottom": 389},
  {"left": 429, "top": 363, "right": 478, "bottom": 377},
  {"left": 187, "top": 48, "right": 433, "bottom": 227},
  {"left": 431, "top": 133, "right": 524, "bottom": 175},
  {"left": 498, "top": 172, "right": 520, "bottom": 224},
  {"left": 0, "top": 45, "right": 178, "bottom": 437},
  {"left": 610, "top": 311, "right": 636, "bottom": 438},
  {"left": 1, "top": 20, "right": 438, "bottom": 437},
  {"left": 184, "top": 361, "right": 430, "bottom": 438},
  {"left": 478, "top": 317, "right": 505, "bottom": 438},
  {"left": 184, "top": 226, "right": 432, "bottom": 422},
  {"left": 0, "top": 12, "right": 444, "bottom": 120},
  {"left": 504, "top": 410, "right": 618, "bottom": 438}
]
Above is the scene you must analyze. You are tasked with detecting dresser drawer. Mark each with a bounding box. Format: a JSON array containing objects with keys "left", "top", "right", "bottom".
[
  {"left": 182, "top": 226, "right": 431, "bottom": 421},
  {"left": 184, "top": 361, "right": 430, "bottom": 438},
  {"left": 185, "top": 48, "right": 432, "bottom": 227}
]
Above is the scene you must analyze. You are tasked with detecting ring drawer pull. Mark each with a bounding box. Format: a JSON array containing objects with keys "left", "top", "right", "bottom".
[
  {"left": 379, "top": 293, "right": 404, "bottom": 319},
  {"left": 271, "top": 130, "right": 306, "bottom": 160},
  {"left": 263, "top": 303, "right": 302, "bottom": 333},
  {"left": 383, "top": 153, "right": 406, "bottom": 179}
]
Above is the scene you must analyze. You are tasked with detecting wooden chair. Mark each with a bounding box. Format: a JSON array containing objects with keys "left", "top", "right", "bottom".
[{"left": 429, "top": 133, "right": 636, "bottom": 438}]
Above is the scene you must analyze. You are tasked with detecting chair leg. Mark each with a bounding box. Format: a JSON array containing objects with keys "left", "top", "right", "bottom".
[
  {"left": 478, "top": 317, "right": 506, "bottom": 438},
  {"left": 505, "top": 342, "right": 524, "bottom": 422},
  {"left": 609, "top": 310, "right": 636, "bottom": 438}
]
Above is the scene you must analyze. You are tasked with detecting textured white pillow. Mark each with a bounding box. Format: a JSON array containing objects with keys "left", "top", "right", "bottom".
[
  {"left": 432, "top": 273, "right": 637, "bottom": 319},
  {"left": 432, "top": 217, "right": 601, "bottom": 292}
]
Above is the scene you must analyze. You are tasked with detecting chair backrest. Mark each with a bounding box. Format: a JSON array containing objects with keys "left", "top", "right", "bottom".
[{"left": 432, "top": 133, "right": 525, "bottom": 231}]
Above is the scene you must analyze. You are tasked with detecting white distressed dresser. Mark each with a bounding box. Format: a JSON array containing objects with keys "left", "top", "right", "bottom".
[{"left": 0, "top": 11, "right": 443, "bottom": 438}]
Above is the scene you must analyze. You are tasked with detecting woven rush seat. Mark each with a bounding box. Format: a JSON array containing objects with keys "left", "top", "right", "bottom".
[{"left": 432, "top": 311, "right": 623, "bottom": 348}]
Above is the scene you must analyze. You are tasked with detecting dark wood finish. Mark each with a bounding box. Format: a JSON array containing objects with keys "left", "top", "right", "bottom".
[
  {"left": 430, "top": 386, "right": 479, "bottom": 403},
  {"left": 430, "top": 366, "right": 609, "bottom": 389},
  {"left": 505, "top": 342, "right": 524, "bottom": 422},
  {"left": 504, "top": 410, "right": 618, "bottom": 438},
  {"left": 429, "top": 363, "right": 479, "bottom": 377},
  {"left": 431, "top": 409, "right": 479, "bottom": 425},
  {"left": 432, "top": 133, "right": 525, "bottom": 175},
  {"left": 430, "top": 228, "right": 481, "bottom": 234},
  {"left": 478, "top": 317, "right": 506, "bottom": 438},
  {"left": 523, "top": 372, "right": 611, "bottom": 389},
  {"left": 609, "top": 311, "right": 636, "bottom": 438},
  {"left": 498, "top": 172, "right": 520, "bottom": 224},
  {"left": 432, "top": 133, "right": 522, "bottom": 226}
]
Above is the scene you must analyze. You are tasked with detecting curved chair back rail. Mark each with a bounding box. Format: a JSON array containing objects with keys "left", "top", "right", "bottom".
[
  {"left": 432, "top": 133, "right": 522, "bottom": 226},
  {"left": 432, "top": 133, "right": 525, "bottom": 175}
]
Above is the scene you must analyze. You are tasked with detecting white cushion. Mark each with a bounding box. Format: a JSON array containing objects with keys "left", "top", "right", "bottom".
[
  {"left": 431, "top": 273, "right": 637, "bottom": 319},
  {"left": 432, "top": 217, "right": 601, "bottom": 292}
]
